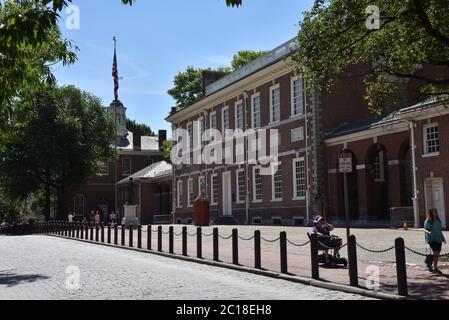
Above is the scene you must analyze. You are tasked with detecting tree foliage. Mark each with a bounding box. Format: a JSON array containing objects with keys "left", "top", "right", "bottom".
[
  {"left": 126, "top": 119, "right": 155, "bottom": 136},
  {"left": 295, "top": 0, "right": 449, "bottom": 113},
  {"left": 231, "top": 50, "right": 266, "bottom": 70},
  {"left": 0, "top": 86, "right": 116, "bottom": 219}
]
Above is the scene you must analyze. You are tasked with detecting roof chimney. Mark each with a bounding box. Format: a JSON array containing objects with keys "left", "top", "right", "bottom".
[
  {"left": 202, "top": 70, "right": 229, "bottom": 93},
  {"left": 158, "top": 130, "right": 167, "bottom": 151},
  {"left": 133, "top": 131, "right": 141, "bottom": 151}
]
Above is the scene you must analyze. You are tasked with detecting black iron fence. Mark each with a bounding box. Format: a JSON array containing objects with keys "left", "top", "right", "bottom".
[{"left": 32, "top": 221, "right": 449, "bottom": 297}]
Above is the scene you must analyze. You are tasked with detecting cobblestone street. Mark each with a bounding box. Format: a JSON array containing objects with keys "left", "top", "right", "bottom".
[{"left": 0, "top": 235, "right": 372, "bottom": 300}]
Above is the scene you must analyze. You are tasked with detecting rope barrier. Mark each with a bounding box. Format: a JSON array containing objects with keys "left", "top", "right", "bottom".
[
  {"left": 151, "top": 228, "right": 159, "bottom": 233},
  {"left": 202, "top": 232, "right": 214, "bottom": 237},
  {"left": 287, "top": 239, "right": 310, "bottom": 247},
  {"left": 356, "top": 243, "right": 395, "bottom": 253},
  {"left": 261, "top": 236, "right": 281, "bottom": 243},
  {"left": 218, "top": 234, "right": 233, "bottom": 240},
  {"left": 162, "top": 230, "right": 170, "bottom": 235},
  {"left": 405, "top": 246, "right": 449, "bottom": 258},
  {"left": 187, "top": 232, "right": 197, "bottom": 237},
  {"left": 238, "top": 235, "right": 255, "bottom": 241}
]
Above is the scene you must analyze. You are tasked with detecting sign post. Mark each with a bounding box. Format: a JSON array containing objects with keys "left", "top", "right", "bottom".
[{"left": 338, "top": 152, "right": 353, "bottom": 241}]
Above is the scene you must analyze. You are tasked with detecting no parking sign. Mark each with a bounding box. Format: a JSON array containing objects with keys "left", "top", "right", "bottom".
[{"left": 338, "top": 153, "right": 353, "bottom": 173}]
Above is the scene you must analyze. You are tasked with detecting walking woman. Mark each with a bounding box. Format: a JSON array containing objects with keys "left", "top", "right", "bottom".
[{"left": 424, "top": 208, "right": 446, "bottom": 273}]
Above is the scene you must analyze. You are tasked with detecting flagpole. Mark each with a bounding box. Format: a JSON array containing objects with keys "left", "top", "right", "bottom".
[{"left": 113, "top": 36, "right": 119, "bottom": 222}]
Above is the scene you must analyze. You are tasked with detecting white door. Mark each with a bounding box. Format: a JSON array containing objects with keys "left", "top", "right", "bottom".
[
  {"left": 222, "top": 172, "right": 232, "bottom": 217},
  {"left": 425, "top": 178, "right": 447, "bottom": 229}
]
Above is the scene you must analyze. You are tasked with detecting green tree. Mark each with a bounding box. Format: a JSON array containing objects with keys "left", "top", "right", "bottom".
[
  {"left": 161, "top": 140, "right": 173, "bottom": 161},
  {"left": 0, "top": 86, "right": 116, "bottom": 220},
  {"left": 126, "top": 119, "right": 155, "bottom": 136},
  {"left": 295, "top": 0, "right": 449, "bottom": 113},
  {"left": 231, "top": 50, "right": 266, "bottom": 70}
]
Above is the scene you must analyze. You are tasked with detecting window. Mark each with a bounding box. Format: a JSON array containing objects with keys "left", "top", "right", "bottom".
[
  {"left": 373, "top": 150, "right": 385, "bottom": 181},
  {"left": 236, "top": 169, "right": 246, "bottom": 203},
  {"left": 197, "top": 117, "right": 205, "bottom": 146},
  {"left": 187, "top": 122, "right": 193, "bottom": 163},
  {"left": 293, "top": 158, "right": 306, "bottom": 199},
  {"left": 423, "top": 123, "right": 439, "bottom": 154},
  {"left": 122, "top": 158, "right": 131, "bottom": 176},
  {"left": 291, "top": 77, "right": 304, "bottom": 116},
  {"left": 73, "top": 194, "right": 85, "bottom": 217},
  {"left": 199, "top": 176, "right": 206, "bottom": 197},
  {"left": 235, "top": 101, "right": 245, "bottom": 131},
  {"left": 177, "top": 180, "right": 183, "bottom": 207},
  {"left": 187, "top": 178, "right": 194, "bottom": 207},
  {"left": 270, "top": 85, "right": 281, "bottom": 123},
  {"left": 253, "top": 166, "right": 263, "bottom": 202},
  {"left": 211, "top": 174, "right": 218, "bottom": 205},
  {"left": 251, "top": 93, "right": 261, "bottom": 128},
  {"left": 222, "top": 106, "right": 230, "bottom": 132},
  {"left": 98, "top": 160, "right": 109, "bottom": 176},
  {"left": 210, "top": 111, "right": 217, "bottom": 129},
  {"left": 272, "top": 162, "right": 283, "bottom": 200}
]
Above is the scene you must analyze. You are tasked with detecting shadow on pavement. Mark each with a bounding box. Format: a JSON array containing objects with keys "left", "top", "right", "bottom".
[{"left": 0, "top": 272, "right": 50, "bottom": 287}]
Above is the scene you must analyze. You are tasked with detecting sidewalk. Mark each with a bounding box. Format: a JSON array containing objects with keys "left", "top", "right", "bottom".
[{"left": 97, "top": 225, "right": 449, "bottom": 299}]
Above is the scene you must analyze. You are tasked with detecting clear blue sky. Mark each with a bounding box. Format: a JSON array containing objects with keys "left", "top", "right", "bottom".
[{"left": 54, "top": 0, "right": 313, "bottom": 134}]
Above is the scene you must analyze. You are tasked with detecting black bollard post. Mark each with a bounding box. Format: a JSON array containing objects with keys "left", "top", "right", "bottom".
[
  {"left": 255, "top": 230, "right": 261, "bottom": 269},
  {"left": 137, "top": 225, "right": 142, "bottom": 249},
  {"left": 182, "top": 226, "right": 188, "bottom": 256},
  {"left": 147, "top": 225, "right": 152, "bottom": 250},
  {"left": 101, "top": 224, "right": 105, "bottom": 243},
  {"left": 129, "top": 224, "right": 133, "bottom": 247},
  {"left": 90, "top": 225, "right": 94, "bottom": 241},
  {"left": 68, "top": 223, "right": 71, "bottom": 237},
  {"left": 114, "top": 224, "right": 118, "bottom": 245},
  {"left": 169, "top": 226, "right": 174, "bottom": 254},
  {"left": 348, "top": 235, "right": 359, "bottom": 287},
  {"left": 107, "top": 224, "right": 111, "bottom": 244},
  {"left": 213, "top": 227, "right": 219, "bottom": 262},
  {"left": 95, "top": 225, "right": 99, "bottom": 242},
  {"left": 197, "top": 227, "right": 202, "bottom": 259},
  {"left": 280, "top": 231, "right": 288, "bottom": 274},
  {"left": 76, "top": 224, "right": 80, "bottom": 238},
  {"left": 395, "top": 237, "right": 408, "bottom": 296},
  {"left": 121, "top": 225, "right": 125, "bottom": 246},
  {"left": 64, "top": 223, "right": 68, "bottom": 237},
  {"left": 310, "top": 233, "right": 319, "bottom": 280},
  {"left": 158, "top": 226, "right": 162, "bottom": 252},
  {"left": 232, "top": 228, "right": 239, "bottom": 265},
  {"left": 80, "top": 223, "right": 84, "bottom": 239}
]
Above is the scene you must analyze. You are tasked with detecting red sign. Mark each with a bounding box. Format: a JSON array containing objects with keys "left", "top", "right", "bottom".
[{"left": 338, "top": 153, "right": 353, "bottom": 173}]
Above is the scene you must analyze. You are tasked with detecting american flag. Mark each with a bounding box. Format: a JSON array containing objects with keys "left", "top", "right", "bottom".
[{"left": 112, "top": 39, "right": 119, "bottom": 101}]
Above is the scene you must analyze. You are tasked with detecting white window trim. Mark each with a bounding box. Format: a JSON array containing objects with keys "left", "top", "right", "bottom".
[
  {"left": 222, "top": 105, "right": 230, "bottom": 132},
  {"left": 422, "top": 122, "right": 440, "bottom": 155},
  {"left": 187, "top": 178, "right": 194, "bottom": 207},
  {"left": 290, "top": 76, "right": 304, "bottom": 117},
  {"left": 251, "top": 92, "right": 261, "bottom": 129},
  {"left": 271, "top": 162, "right": 283, "bottom": 201},
  {"left": 252, "top": 166, "right": 263, "bottom": 203},
  {"left": 197, "top": 116, "right": 204, "bottom": 146},
  {"left": 234, "top": 100, "right": 244, "bottom": 131},
  {"left": 269, "top": 83, "right": 281, "bottom": 124},
  {"left": 210, "top": 174, "right": 218, "bottom": 205},
  {"left": 292, "top": 157, "right": 306, "bottom": 201},
  {"left": 177, "top": 180, "right": 183, "bottom": 208},
  {"left": 122, "top": 158, "right": 131, "bottom": 177},
  {"left": 236, "top": 169, "right": 245, "bottom": 204}
]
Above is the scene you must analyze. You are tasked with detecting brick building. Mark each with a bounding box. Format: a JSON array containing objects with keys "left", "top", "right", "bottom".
[
  {"left": 166, "top": 37, "right": 448, "bottom": 229},
  {"left": 67, "top": 99, "right": 167, "bottom": 223}
]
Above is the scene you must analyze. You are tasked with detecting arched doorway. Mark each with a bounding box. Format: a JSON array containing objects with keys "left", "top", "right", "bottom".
[
  {"left": 73, "top": 194, "right": 85, "bottom": 219},
  {"left": 97, "top": 199, "right": 109, "bottom": 223},
  {"left": 365, "top": 144, "right": 389, "bottom": 219}
]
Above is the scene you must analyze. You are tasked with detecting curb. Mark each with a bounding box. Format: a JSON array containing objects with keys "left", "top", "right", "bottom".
[{"left": 44, "top": 234, "right": 412, "bottom": 301}]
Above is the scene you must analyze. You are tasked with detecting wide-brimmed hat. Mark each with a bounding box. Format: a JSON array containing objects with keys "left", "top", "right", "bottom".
[{"left": 313, "top": 215, "right": 324, "bottom": 224}]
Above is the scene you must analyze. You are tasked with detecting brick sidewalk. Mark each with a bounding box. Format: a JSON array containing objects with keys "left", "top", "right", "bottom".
[{"left": 72, "top": 225, "right": 449, "bottom": 299}]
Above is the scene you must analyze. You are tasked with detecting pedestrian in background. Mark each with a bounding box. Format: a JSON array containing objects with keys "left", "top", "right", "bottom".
[
  {"left": 424, "top": 208, "right": 446, "bottom": 273},
  {"left": 68, "top": 213, "right": 74, "bottom": 223},
  {"left": 94, "top": 211, "right": 101, "bottom": 226}
]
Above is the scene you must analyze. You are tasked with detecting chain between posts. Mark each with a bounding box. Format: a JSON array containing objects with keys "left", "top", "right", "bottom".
[
  {"left": 261, "top": 236, "right": 281, "bottom": 243},
  {"left": 287, "top": 239, "right": 311, "bottom": 247},
  {"left": 356, "top": 243, "right": 395, "bottom": 253}
]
